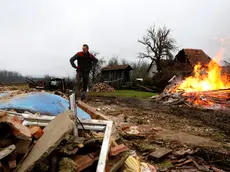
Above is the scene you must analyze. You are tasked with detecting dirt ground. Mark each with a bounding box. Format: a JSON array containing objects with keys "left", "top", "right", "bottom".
[
  {"left": 87, "top": 96, "right": 230, "bottom": 171},
  {"left": 1, "top": 87, "right": 230, "bottom": 171}
]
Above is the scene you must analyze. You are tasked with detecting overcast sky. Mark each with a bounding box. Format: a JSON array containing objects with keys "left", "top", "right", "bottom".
[{"left": 0, "top": 0, "right": 230, "bottom": 77}]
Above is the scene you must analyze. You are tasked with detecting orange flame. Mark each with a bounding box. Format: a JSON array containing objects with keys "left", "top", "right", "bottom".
[{"left": 176, "top": 48, "right": 230, "bottom": 92}]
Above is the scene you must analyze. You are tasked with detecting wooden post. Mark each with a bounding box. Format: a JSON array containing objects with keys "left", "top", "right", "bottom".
[{"left": 69, "top": 93, "right": 78, "bottom": 137}]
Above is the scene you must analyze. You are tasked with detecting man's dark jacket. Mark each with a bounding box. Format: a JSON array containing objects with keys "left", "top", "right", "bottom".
[{"left": 70, "top": 52, "right": 98, "bottom": 73}]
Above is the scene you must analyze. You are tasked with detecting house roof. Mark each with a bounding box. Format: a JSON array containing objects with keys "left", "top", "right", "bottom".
[
  {"left": 101, "top": 65, "right": 133, "bottom": 71},
  {"left": 176, "top": 49, "right": 212, "bottom": 66}
]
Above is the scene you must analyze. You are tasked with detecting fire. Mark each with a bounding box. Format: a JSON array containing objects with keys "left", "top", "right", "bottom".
[{"left": 176, "top": 48, "right": 230, "bottom": 92}]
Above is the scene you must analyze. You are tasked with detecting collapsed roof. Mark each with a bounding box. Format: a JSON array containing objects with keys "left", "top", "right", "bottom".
[{"left": 175, "top": 49, "right": 212, "bottom": 67}]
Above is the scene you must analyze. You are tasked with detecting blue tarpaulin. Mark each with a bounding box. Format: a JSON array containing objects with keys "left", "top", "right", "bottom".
[{"left": 0, "top": 92, "right": 91, "bottom": 119}]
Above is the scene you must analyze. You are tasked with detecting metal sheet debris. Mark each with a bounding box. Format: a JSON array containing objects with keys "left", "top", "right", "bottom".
[{"left": 0, "top": 92, "right": 91, "bottom": 119}]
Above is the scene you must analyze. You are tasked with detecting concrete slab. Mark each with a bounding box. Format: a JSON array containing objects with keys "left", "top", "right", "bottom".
[{"left": 17, "top": 110, "right": 75, "bottom": 172}]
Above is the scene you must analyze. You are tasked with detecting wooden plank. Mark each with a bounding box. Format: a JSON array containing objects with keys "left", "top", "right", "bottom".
[
  {"left": 96, "top": 121, "right": 113, "bottom": 172},
  {"left": 109, "top": 153, "right": 129, "bottom": 172},
  {"left": 136, "top": 84, "right": 154, "bottom": 92},
  {"left": 78, "top": 101, "right": 110, "bottom": 120}
]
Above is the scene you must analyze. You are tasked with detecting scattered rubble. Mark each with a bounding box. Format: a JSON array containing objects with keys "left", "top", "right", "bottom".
[
  {"left": 106, "top": 152, "right": 129, "bottom": 172},
  {"left": 92, "top": 83, "right": 115, "bottom": 92},
  {"left": 0, "top": 86, "right": 229, "bottom": 171},
  {"left": 17, "top": 110, "right": 75, "bottom": 172},
  {"left": 110, "top": 144, "right": 129, "bottom": 156},
  {"left": 0, "top": 91, "right": 157, "bottom": 172},
  {"left": 0, "top": 145, "right": 16, "bottom": 160},
  {"left": 0, "top": 110, "right": 37, "bottom": 171},
  {"left": 29, "top": 126, "right": 43, "bottom": 139},
  {"left": 152, "top": 88, "right": 230, "bottom": 110},
  {"left": 148, "top": 148, "right": 172, "bottom": 161},
  {"left": 87, "top": 96, "right": 230, "bottom": 171},
  {"left": 123, "top": 155, "right": 156, "bottom": 172},
  {"left": 59, "top": 157, "right": 77, "bottom": 172}
]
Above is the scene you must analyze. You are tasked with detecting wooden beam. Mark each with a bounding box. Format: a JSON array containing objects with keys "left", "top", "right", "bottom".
[{"left": 77, "top": 101, "right": 110, "bottom": 120}]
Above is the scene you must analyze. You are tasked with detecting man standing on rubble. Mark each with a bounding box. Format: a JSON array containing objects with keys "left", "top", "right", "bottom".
[{"left": 70, "top": 44, "right": 98, "bottom": 100}]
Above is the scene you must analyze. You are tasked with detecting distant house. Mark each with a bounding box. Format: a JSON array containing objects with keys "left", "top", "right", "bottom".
[
  {"left": 147, "top": 61, "right": 158, "bottom": 78},
  {"left": 101, "top": 65, "right": 133, "bottom": 86}
]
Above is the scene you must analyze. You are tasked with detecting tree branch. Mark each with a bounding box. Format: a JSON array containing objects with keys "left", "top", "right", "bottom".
[
  {"left": 138, "top": 52, "right": 155, "bottom": 61},
  {"left": 138, "top": 25, "right": 177, "bottom": 72}
]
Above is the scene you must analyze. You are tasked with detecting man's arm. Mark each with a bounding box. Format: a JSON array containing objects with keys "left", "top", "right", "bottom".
[
  {"left": 69, "top": 53, "right": 78, "bottom": 69},
  {"left": 92, "top": 55, "right": 98, "bottom": 66}
]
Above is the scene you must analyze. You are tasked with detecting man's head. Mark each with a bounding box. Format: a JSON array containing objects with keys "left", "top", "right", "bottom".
[{"left": 82, "top": 44, "right": 89, "bottom": 53}]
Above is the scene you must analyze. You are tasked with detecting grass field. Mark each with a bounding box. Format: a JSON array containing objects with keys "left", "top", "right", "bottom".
[{"left": 88, "top": 90, "right": 156, "bottom": 98}]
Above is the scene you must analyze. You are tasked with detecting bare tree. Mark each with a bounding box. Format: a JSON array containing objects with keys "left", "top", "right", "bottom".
[
  {"left": 0, "top": 70, "right": 24, "bottom": 84},
  {"left": 130, "top": 60, "right": 149, "bottom": 81},
  {"left": 90, "top": 51, "right": 105, "bottom": 84},
  {"left": 222, "top": 60, "right": 230, "bottom": 74},
  {"left": 121, "top": 59, "right": 129, "bottom": 65},
  {"left": 108, "top": 55, "right": 119, "bottom": 66},
  {"left": 222, "top": 60, "right": 230, "bottom": 66},
  {"left": 138, "top": 25, "right": 177, "bottom": 72}
]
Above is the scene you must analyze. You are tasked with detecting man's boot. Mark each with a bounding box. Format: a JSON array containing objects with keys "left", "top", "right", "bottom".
[{"left": 81, "top": 91, "right": 86, "bottom": 101}]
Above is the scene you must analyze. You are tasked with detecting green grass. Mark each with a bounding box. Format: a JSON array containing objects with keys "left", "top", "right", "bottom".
[{"left": 88, "top": 90, "right": 156, "bottom": 98}]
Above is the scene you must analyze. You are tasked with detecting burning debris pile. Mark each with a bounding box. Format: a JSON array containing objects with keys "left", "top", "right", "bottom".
[
  {"left": 153, "top": 49, "right": 230, "bottom": 109},
  {"left": 154, "top": 89, "right": 230, "bottom": 109},
  {"left": 92, "top": 83, "right": 115, "bottom": 92}
]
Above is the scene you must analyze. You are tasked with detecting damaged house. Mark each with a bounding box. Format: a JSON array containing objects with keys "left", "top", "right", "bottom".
[
  {"left": 175, "top": 48, "right": 212, "bottom": 71},
  {"left": 151, "top": 49, "right": 212, "bottom": 89}
]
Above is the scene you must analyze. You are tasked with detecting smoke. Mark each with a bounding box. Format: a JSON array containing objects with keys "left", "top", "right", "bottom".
[
  {"left": 214, "top": 36, "right": 230, "bottom": 48},
  {"left": 213, "top": 36, "right": 230, "bottom": 63},
  {"left": 213, "top": 47, "right": 224, "bottom": 63}
]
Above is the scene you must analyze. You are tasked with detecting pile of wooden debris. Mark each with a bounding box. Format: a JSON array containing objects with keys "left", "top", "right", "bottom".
[
  {"left": 92, "top": 83, "right": 115, "bottom": 92},
  {"left": 0, "top": 111, "right": 43, "bottom": 171},
  {"left": 152, "top": 86, "right": 230, "bottom": 110},
  {"left": 0, "top": 109, "right": 156, "bottom": 172}
]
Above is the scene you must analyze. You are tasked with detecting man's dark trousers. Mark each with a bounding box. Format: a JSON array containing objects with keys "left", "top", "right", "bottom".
[{"left": 75, "top": 71, "right": 89, "bottom": 100}]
